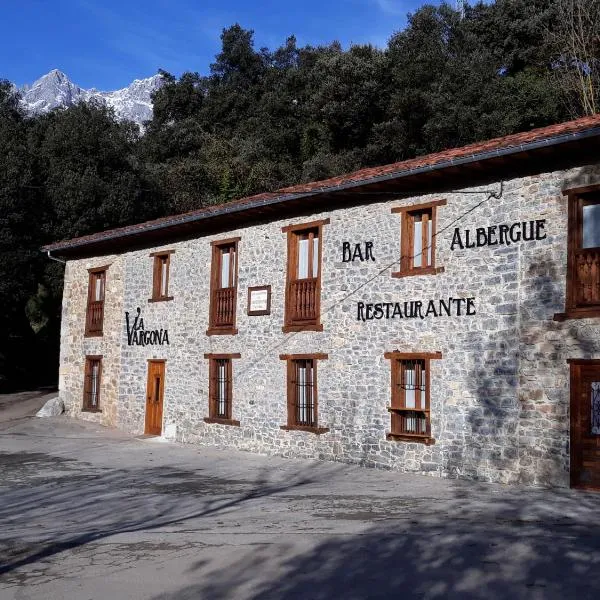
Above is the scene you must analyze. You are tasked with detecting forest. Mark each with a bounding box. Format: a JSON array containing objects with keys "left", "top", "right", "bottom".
[{"left": 1, "top": 0, "right": 599, "bottom": 390}]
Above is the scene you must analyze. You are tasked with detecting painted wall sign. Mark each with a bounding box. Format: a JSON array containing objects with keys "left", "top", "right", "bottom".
[
  {"left": 125, "top": 307, "right": 170, "bottom": 346},
  {"left": 247, "top": 285, "right": 271, "bottom": 316},
  {"left": 450, "top": 219, "right": 546, "bottom": 250},
  {"left": 343, "top": 241, "right": 375, "bottom": 262},
  {"left": 357, "top": 297, "right": 476, "bottom": 321}
]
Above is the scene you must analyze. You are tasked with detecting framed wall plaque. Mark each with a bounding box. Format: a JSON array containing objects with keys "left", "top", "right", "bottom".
[{"left": 247, "top": 285, "right": 271, "bottom": 316}]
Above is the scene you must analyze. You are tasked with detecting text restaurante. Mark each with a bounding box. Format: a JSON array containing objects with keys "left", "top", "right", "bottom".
[{"left": 357, "top": 297, "right": 476, "bottom": 321}]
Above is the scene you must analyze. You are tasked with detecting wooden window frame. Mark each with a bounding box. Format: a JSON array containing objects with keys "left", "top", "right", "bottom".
[
  {"left": 149, "top": 250, "right": 174, "bottom": 302},
  {"left": 279, "top": 353, "right": 329, "bottom": 434},
  {"left": 203, "top": 353, "right": 241, "bottom": 426},
  {"left": 282, "top": 219, "right": 330, "bottom": 333},
  {"left": 555, "top": 187, "right": 600, "bottom": 321},
  {"left": 391, "top": 200, "right": 446, "bottom": 278},
  {"left": 82, "top": 355, "right": 103, "bottom": 412},
  {"left": 207, "top": 237, "right": 240, "bottom": 335},
  {"left": 85, "top": 266, "right": 108, "bottom": 337},
  {"left": 384, "top": 351, "right": 442, "bottom": 444}
]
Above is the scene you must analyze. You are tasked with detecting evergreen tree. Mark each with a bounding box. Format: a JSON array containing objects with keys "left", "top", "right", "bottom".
[
  {"left": 0, "top": 82, "right": 42, "bottom": 389},
  {"left": 0, "top": 1, "right": 588, "bottom": 389}
]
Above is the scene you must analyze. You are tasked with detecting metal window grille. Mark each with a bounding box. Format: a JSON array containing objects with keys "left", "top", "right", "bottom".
[
  {"left": 211, "top": 359, "right": 231, "bottom": 419},
  {"left": 84, "top": 358, "right": 101, "bottom": 410},
  {"left": 592, "top": 381, "right": 600, "bottom": 435},
  {"left": 394, "top": 359, "right": 428, "bottom": 435},
  {"left": 292, "top": 359, "right": 315, "bottom": 426}
]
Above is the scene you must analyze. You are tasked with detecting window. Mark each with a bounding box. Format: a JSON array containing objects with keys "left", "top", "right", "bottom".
[
  {"left": 280, "top": 353, "right": 329, "bottom": 433},
  {"left": 282, "top": 219, "right": 329, "bottom": 332},
  {"left": 555, "top": 188, "right": 600, "bottom": 320},
  {"left": 384, "top": 352, "right": 442, "bottom": 444},
  {"left": 150, "top": 251, "right": 174, "bottom": 302},
  {"left": 391, "top": 200, "right": 446, "bottom": 277},
  {"left": 203, "top": 353, "right": 241, "bottom": 426},
  {"left": 207, "top": 238, "right": 240, "bottom": 335},
  {"left": 85, "top": 267, "right": 107, "bottom": 336},
  {"left": 83, "top": 356, "right": 102, "bottom": 411}
]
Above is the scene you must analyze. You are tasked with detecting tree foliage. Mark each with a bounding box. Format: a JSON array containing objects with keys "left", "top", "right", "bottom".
[{"left": 1, "top": 1, "right": 595, "bottom": 390}]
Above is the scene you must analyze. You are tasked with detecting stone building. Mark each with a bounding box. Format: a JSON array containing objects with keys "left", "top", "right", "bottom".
[{"left": 45, "top": 115, "right": 600, "bottom": 489}]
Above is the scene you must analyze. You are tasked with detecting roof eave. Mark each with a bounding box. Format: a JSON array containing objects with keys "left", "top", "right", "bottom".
[{"left": 43, "top": 125, "right": 600, "bottom": 257}]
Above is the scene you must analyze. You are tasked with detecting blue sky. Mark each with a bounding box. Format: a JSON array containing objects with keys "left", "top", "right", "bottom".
[{"left": 2, "top": 0, "right": 445, "bottom": 90}]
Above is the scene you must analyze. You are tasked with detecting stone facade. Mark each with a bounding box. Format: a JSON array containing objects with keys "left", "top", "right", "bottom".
[{"left": 58, "top": 163, "right": 600, "bottom": 487}]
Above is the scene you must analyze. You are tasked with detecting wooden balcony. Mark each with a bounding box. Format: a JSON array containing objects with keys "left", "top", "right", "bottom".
[
  {"left": 85, "top": 300, "right": 104, "bottom": 336},
  {"left": 287, "top": 278, "right": 318, "bottom": 323},
  {"left": 575, "top": 248, "right": 600, "bottom": 306},
  {"left": 388, "top": 407, "right": 430, "bottom": 437},
  {"left": 212, "top": 287, "right": 236, "bottom": 328}
]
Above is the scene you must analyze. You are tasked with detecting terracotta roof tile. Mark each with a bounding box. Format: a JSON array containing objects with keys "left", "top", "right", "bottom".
[{"left": 44, "top": 114, "right": 600, "bottom": 253}]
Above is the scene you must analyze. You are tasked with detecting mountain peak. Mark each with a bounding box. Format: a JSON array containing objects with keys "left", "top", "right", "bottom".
[
  {"left": 30, "top": 69, "right": 73, "bottom": 88},
  {"left": 19, "top": 70, "right": 165, "bottom": 127},
  {"left": 46, "top": 68, "right": 69, "bottom": 79}
]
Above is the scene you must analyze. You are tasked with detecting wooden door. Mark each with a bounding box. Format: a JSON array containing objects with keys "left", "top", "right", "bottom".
[
  {"left": 145, "top": 360, "right": 165, "bottom": 436},
  {"left": 570, "top": 361, "right": 600, "bottom": 489}
]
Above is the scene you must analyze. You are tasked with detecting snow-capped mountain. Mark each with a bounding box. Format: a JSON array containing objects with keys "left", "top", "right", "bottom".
[{"left": 18, "top": 69, "right": 164, "bottom": 126}]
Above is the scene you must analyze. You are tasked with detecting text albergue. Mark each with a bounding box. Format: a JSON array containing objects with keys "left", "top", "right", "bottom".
[{"left": 451, "top": 219, "right": 546, "bottom": 250}]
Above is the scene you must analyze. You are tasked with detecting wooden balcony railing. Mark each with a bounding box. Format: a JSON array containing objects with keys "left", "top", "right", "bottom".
[
  {"left": 287, "top": 278, "right": 318, "bottom": 323},
  {"left": 212, "top": 287, "right": 236, "bottom": 327},
  {"left": 575, "top": 248, "right": 600, "bottom": 306},
  {"left": 85, "top": 300, "right": 104, "bottom": 335}
]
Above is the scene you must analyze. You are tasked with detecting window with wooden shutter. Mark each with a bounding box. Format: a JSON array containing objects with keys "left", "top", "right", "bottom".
[
  {"left": 555, "top": 188, "right": 600, "bottom": 320},
  {"left": 391, "top": 200, "right": 446, "bottom": 278},
  {"left": 150, "top": 250, "right": 174, "bottom": 302},
  {"left": 282, "top": 219, "right": 329, "bottom": 332},
  {"left": 279, "top": 353, "right": 329, "bottom": 434},
  {"left": 203, "top": 353, "right": 241, "bottom": 426},
  {"left": 384, "top": 351, "right": 441, "bottom": 444},
  {"left": 85, "top": 267, "right": 107, "bottom": 336},
  {"left": 83, "top": 355, "right": 102, "bottom": 411},
  {"left": 207, "top": 238, "right": 240, "bottom": 335}
]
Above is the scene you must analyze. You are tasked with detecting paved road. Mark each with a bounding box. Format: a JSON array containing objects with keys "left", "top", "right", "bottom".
[
  {"left": 1, "top": 415, "right": 599, "bottom": 599},
  {"left": 0, "top": 390, "right": 55, "bottom": 429}
]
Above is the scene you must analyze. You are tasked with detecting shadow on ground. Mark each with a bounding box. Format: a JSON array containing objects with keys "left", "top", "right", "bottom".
[
  {"left": 157, "top": 484, "right": 600, "bottom": 600},
  {"left": 0, "top": 451, "right": 317, "bottom": 577}
]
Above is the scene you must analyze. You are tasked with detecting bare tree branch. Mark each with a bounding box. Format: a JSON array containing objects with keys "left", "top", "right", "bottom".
[{"left": 548, "top": 0, "right": 600, "bottom": 116}]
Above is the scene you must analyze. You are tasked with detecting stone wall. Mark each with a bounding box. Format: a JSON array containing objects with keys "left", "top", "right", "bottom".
[
  {"left": 58, "top": 163, "right": 600, "bottom": 486},
  {"left": 59, "top": 254, "right": 123, "bottom": 427}
]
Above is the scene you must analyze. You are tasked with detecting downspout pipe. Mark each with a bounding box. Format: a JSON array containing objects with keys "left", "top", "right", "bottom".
[{"left": 46, "top": 250, "right": 66, "bottom": 264}]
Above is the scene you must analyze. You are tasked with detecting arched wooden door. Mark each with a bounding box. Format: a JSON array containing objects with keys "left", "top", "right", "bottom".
[
  {"left": 570, "top": 360, "right": 600, "bottom": 490},
  {"left": 145, "top": 360, "right": 165, "bottom": 436}
]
